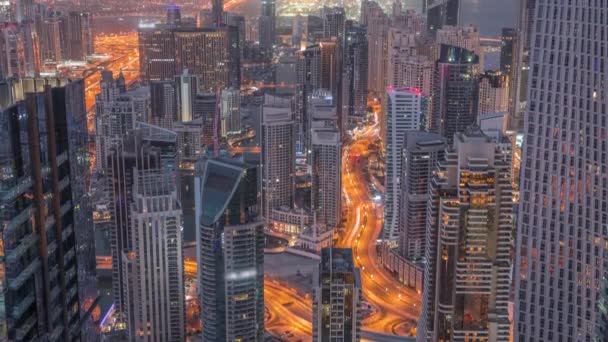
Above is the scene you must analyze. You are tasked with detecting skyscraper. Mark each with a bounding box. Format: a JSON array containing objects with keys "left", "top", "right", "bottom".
[
  {"left": 435, "top": 25, "right": 482, "bottom": 68},
  {"left": 426, "top": 0, "right": 459, "bottom": 34},
  {"left": 220, "top": 88, "right": 240, "bottom": 136},
  {"left": 318, "top": 39, "right": 340, "bottom": 96},
  {"left": 388, "top": 54, "right": 433, "bottom": 96},
  {"left": 173, "top": 118, "right": 203, "bottom": 169},
  {"left": 382, "top": 87, "right": 425, "bottom": 241},
  {"left": 106, "top": 125, "right": 177, "bottom": 321},
  {"left": 312, "top": 248, "right": 362, "bottom": 341},
  {"left": 192, "top": 92, "right": 217, "bottom": 146},
  {"left": 398, "top": 131, "right": 444, "bottom": 260},
  {"left": 259, "top": 0, "right": 276, "bottom": 52},
  {"left": 96, "top": 88, "right": 151, "bottom": 171},
  {"left": 0, "top": 78, "right": 90, "bottom": 341},
  {"left": 296, "top": 40, "right": 340, "bottom": 132},
  {"left": 261, "top": 95, "right": 295, "bottom": 221},
  {"left": 321, "top": 6, "right": 345, "bottom": 40},
  {"left": 418, "top": 128, "right": 513, "bottom": 342},
  {"left": 166, "top": 4, "right": 181, "bottom": 26},
  {"left": 307, "top": 90, "right": 338, "bottom": 160},
  {"left": 60, "top": 11, "right": 92, "bottom": 61},
  {"left": 36, "top": 17, "right": 63, "bottom": 64},
  {"left": 175, "top": 69, "right": 198, "bottom": 122},
  {"left": 429, "top": 45, "right": 479, "bottom": 145},
  {"left": 150, "top": 80, "right": 176, "bottom": 128},
  {"left": 139, "top": 21, "right": 239, "bottom": 90},
  {"left": 212, "top": 0, "right": 223, "bottom": 27},
  {"left": 174, "top": 28, "right": 238, "bottom": 91},
  {"left": 499, "top": 28, "right": 518, "bottom": 127},
  {"left": 195, "top": 154, "right": 264, "bottom": 342},
  {"left": 514, "top": 1, "right": 608, "bottom": 341},
  {"left": 341, "top": 25, "right": 368, "bottom": 130},
  {"left": 478, "top": 70, "right": 509, "bottom": 116},
  {"left": 138, "top": 26, "right": 176, "bottom": 81},
  {"left": 311, "top": 129, "right": 341, "bottom": 231},
  {"left": 123, "top": 169, "right": 185, "bottom": 341},
  {"left": 365, "top": 5, "right": 390, "bottom": 95},
  {"left": 512, "top": 0, "right": 536, "bottom": 131}
]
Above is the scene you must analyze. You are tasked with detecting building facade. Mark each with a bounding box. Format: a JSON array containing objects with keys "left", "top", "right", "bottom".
[
  {"left": 429, "top": 45, "right": 479, "bottom": 145},
  {"left": 261, "top": 95, "right": 295, "bottom": 221},
  {"left": 514, "top": 1, "right": 608, "bottom": 341},
  {"left": 195, "top": 155, "right": 264, "bottom": 342},
  {"left": 0, "top": 78, "right": 90, "bottom": 341},
  {"left": 418, "top": 128, "right": 513, "bottom": 342},
  {"left": 382, "top": 87, "right": 424, "bottom": 241},
  {"left": 478, "top": 70, "right": 509, "bottom": 116},
  {"left": 398, "top": 131, "right": 444, "bottom": 261},
  {"left": 312, "top": 248, "right": 362, "bottom": 342},
  {"left": 311, "top": 129, "right": 341, "bottom": 231},
  {"left": 123, "top": 169, "right": 185, "bottom": 341}
]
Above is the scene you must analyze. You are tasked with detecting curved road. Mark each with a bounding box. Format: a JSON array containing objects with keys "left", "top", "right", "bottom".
[{"left": 338, "top": 120, "right": 421, "bottom": 335}]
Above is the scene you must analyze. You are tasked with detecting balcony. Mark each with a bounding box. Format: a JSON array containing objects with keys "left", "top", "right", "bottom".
[
  {"left": 7, "top": 233, "right": 38, "bottom": 263},
  {"left": 15, "top": 314, "right": 36, "bottom": 340},
  {"left": 65, "top": 266, "right": 76, "bottom": 283},
  {"left": 67, "top": 286, "right": 78, "bottom": 301},
  {"left": 11, "top": 294, "right": 35, "bottom": 319},
  {"left": 9, "top": 259, "right": 41, "bottom": 290},
  {"left": 63, "top": 248, "right": 75, "bottom": 265},
  {"left": 49, "top": 286, "right": 61, "bottom": 302},
  {"left": 0, "top": 177, "right": 33, "bottom": 202},
  {"left": 5, "top": 205, "right": 34, "bottom": 233},
  {"left": 60, "top": 200, "right": 72, "bottom": 217},
  {"left": 58, "top": 177, "right": 70, "bottom": 192},
  {"left": 62, "top": 225, "right": 74, "bottom": 242},
  {"left": 56, "top": 152, "right": 68, "bottom": 166},
  {"left": 49, "top": 324, "right": 63, "bottom": 342}
]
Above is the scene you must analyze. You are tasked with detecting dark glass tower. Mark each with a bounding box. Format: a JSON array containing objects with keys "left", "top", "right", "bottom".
[
  {"left": 426, "top": 0, "right": 459, "bottom": 35},
  {"left": 259, "top": 0, "right": 276, "bottom": 53},
  {"left": 195, "top": 154, "right": 264, "bottom": 342},
  {"left": 341, "top": 24, "right": 368, "bottom": 132},
  {"left": 0, "top": 78, "right": 91, "bottom": 341},
  {"left": 430, "top": 45, "right": 479, "bottom": 145}
]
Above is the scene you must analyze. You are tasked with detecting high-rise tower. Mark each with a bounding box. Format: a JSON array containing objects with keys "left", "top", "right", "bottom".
[
  {"left": 382, "top": 86, "right": 425, "bottom": 241},
  {"left": 0, "top": 78, "right": 91, "bottom": 341},
  {"left": 312, "top": 248, "right": 362, "bottom": 341},
  {"left": 341, "top": 25, "right": 368, "bottom": 131},
  {"left": 418, "top": 128, "right": 513, "bottom": 342},
  {"left": 261, "top": 95, "right": 295, "bottom": 221},
  {"left": 212, "top": 0, "right": 223, "bottom": 27},
  {"left": 429, "top": 45, "right": 479, "bottom": 145},
  {"left": 195, "top": 154, "right": 264, "bottom": 342},
  {"left": 259, "top": 0, "right": 276, "bottom": 53},
  {"left": 426, "top": 0, "right": 459, "bottom": 35},
  {"left": 514, "top": 1, "right": 608, "bottom": 341},
  {"left": 123, "top": 169, "right": 185, "bottom": 341},
  {"left": 311, "top": 129, "right": 341, "bottom": 231},
  {"left": 398, "top": 131, "right": 445, "bottom": 260}
]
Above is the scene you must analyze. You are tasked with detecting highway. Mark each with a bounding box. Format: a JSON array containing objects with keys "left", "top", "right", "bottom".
[
  {"left": 78, "top": 33, "right": 140, "bottom": 133},
  {"left": 95, "top": 117, "right": 420, "bottom": 339},
  {"left": 338, "top": 118, "right": 421, "bottom": 336}
]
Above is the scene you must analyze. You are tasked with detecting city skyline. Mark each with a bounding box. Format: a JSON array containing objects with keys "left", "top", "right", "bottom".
[{"left": 0, "top": 0, "right": 604, "bottom": 341}]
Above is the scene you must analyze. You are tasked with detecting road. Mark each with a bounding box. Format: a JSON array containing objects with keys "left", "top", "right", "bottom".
[
  {"left": 78, "top": 33, "right": 140, "bottom": 133},
  {"left": 337, "top": 119, "right": 421, "bottom": 336},
  {"left": 95, "top": 118, "right": 420, "bottom": 338},
  {"left": 265, "top": 279, "right": 312, "bottom": 341}
]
